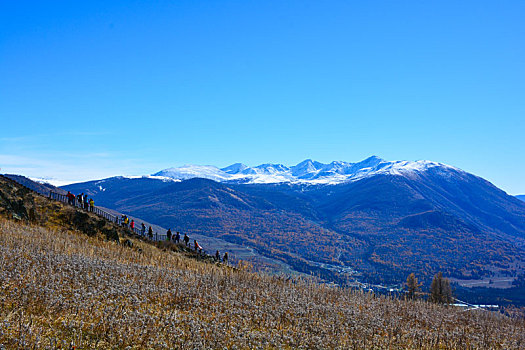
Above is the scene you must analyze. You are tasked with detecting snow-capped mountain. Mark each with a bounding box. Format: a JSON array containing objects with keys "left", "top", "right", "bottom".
[{"left": 152, "top": 156, "right": 461, "bottom": 185}]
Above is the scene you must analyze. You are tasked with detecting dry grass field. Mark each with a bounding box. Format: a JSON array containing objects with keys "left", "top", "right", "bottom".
[{"left": 1, "top": 218, "right": 524, "bottom": 349}]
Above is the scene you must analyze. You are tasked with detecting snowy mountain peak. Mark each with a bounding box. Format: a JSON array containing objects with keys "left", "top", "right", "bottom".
[
  {"left": 293, "top": 159, "right": 323, "bottom": 170},
  {"left": 152, "top": 165, "right": 231, "bottom": 182},
  {"left": 359, "top": 155, "right": 384, "bottom": 166},
  {"left": 254, "top": 163, "right": 290, "bottom": 174},
  {"left": 221, "top": 163, "right": 249, "bottom": 174},
  {"left": 153, "top": 157, "right": 461, "bottom": 185}
]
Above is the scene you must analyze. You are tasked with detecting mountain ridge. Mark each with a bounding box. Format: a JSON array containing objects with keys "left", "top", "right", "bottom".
[{"left": 152, "top": 156, "right": 463, "bottom": 186}]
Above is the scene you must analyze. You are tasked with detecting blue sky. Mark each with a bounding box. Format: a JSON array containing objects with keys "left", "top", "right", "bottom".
[{"left": 1, "top": 1, "right": 524, "bottom": 193}]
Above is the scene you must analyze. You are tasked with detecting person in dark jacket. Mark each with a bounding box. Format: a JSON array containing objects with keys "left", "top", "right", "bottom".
[
  {"left": 141, "top": 223, "right": 146, "bottom": 236},
  {"left": 166, "top": 228, "right": 172, "bottom": 241},
  {"left": 66, "top": 191, "right": 75, "bottom": 205},
  {"left": 215, "top": 250, "right": 220, "bottom": 262},
  {"left": 174, "top": 231, "right": 180, "bottom": 244},
  {"left": 148, "top": 226, "right": 153, "bottom": 240},
  {"left": 223, "top": 252, "right": 228, "bottom": 264},
  {"left": 183, "top": 233, "right": 190, "bottom": 247}
]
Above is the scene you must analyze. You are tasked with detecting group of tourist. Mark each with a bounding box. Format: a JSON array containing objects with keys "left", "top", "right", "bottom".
[
  {"left": 63, "top": 191, "right": 229, "bottom": 264},
  {"left": 130, "top": 223, "right": 229, "bottom": 263},
  {"left": 164, "top": 228, "right": 227, "bottom": 262},
  {"left": 136, "top": 221, "right": 155, "bottom": 240},
  {"left": 66, "top": 191, "right": 94, "bottom": 212},
  {"left": 215, "top": 250, "right": 228, "bottom": 264}
]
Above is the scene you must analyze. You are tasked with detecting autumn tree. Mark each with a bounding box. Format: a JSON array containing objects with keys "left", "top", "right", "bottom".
[
  {"left": 429, "top": 272, "right": 453, "bottom": 304},
  {"left": 405, "top": 273, "right": 422, "bottom": 300}
]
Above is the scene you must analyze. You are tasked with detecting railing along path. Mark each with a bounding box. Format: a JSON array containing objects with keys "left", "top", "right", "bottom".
[
  {"left": 1, "top": 174, "right": 216, "bottom": 257},
  {"left": 48, "top": 191, "right": 169, "bottom": 241}
]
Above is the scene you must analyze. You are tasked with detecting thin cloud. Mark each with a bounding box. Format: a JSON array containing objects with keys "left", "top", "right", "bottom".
[
  {"left": 0, "top": 152, "right": 160, "bottom": 185},
  {"left": 0, "top": 130, "right": 112, "bottom": 142},
  {"left": 55, "top": 130, "right": 113, "bottom": 137}
]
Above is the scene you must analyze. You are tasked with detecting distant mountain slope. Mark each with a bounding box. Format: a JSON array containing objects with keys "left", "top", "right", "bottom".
[
  {"left": 304, "top": 171, "right": 525, "bottom": 283},
  {"left": 310, "top": 167, "right": 525, "bottom": 239},
  {"left": 3, "top": 174, "right": 66, "bottom": 195},
  {"left": 517, "top": 195, "right": 525, "bottom": 202},
  {"left": 65, "top": 161, "right": 525, "bottom": 289}
]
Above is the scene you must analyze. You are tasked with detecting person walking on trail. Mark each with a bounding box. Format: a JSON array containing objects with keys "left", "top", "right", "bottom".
[
  {"left": 183, "top": 233, "right": 189, "bottom": 247},
  {"left": 76, "top": 193, "right": 82, "bottom": 207},
  {"left": 130, "top": 220, "right": 135, "bottom": 231},
  {"left": 83, "top": 195, "right": 88, "bottom": 210},
  {"left": 148, "top": 226, "right": 153, "bottom": 240},
  {"left": 166, "top": 228, "right": 172, "bottom": 241},
  {"left": 66, "top": 191, "right": 75, "bottom": 205},
  {"left": 223, "top": 252, "right": 228, "bottom": 265},
  {"left": 89, "top": 198, "right": 94, "bottom": 212},
  {"left": 141, "top": 223, "right": 146, "bottom": 236},
  {"left": 174, "top": 231, "right": 180, "bottom": 244},
  {"left": 123, "top": 216, "right": 129, "bottom": 228},
  {"left": 194, "top": 240, "right": 202, "bottom": 254},
  {"left": 215, "top": 250, "right": 220, "bottom": 262}
]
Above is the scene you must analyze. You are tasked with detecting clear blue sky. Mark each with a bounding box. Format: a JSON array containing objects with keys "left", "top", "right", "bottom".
[{"left": 1, "top": 1, "right": 524, "bottom": 193}]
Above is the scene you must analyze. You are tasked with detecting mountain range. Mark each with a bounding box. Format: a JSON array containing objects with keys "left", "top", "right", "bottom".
[
  {"left": 63, "top": 157, "right": 525, "bottom": 295},
  {"left": 151, "top": 156, "right": 459, "bottom": 185}
]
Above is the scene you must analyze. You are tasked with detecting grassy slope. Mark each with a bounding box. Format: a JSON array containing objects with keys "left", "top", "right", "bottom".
[{"left": 1, "top": 218, "right": 524, "bottom": 349}]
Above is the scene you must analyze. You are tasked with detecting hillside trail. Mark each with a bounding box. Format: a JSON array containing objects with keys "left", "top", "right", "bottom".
[{"left": 0, "top": 174, "right": 221, "bottom": 262}]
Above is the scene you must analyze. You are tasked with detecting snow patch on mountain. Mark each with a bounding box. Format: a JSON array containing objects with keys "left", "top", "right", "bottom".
[
  {"left": 153, "top": 165, "right": 235, "bottom": 182},
  {"left": 222, "top": 163, "right": 250, "bottom": 174},
  {"left": 29, "top": 177, "right": 74, "bottom": 187},
  {"left": 152, "top": 157, "right": 462, "bottom": 185},
  {"left": 94, "top": 175, "right": 182, "bottom": 184}
]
